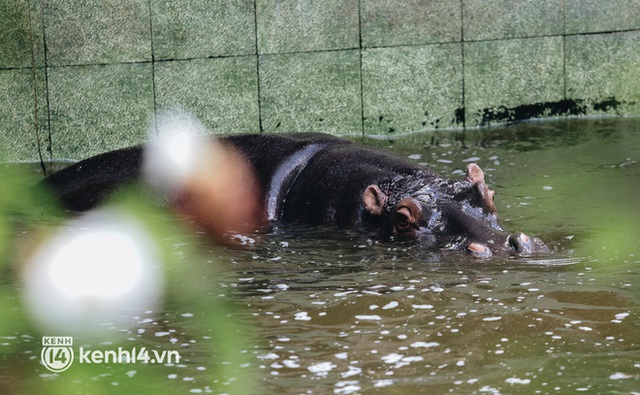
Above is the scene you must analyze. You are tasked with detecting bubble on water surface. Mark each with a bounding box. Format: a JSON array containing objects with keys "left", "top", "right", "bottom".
[
  {"left": 295, "top": 312, "right": 311, "bottom": 321},
  {"left": 308, "top": 361, "right": 336, "bottom": 377},
  {"left": 382, "top": 301, "right": 398, "bottom": 310},
  {"left": 411, "top": 304, "right": 434, "bottom": 309},
  {"left": 410, "top": 341, "right": 439, "bottom": 348},
  {"left": 609, "top": 372, "right": 634, "bottom": 380},
  {"left": 505, "top": 377, "right": 531, "bottom": 385},
  {"left": 335, "top": 380, "right": 361, "bottom": 394},
  {"left": 340, "top": 366, "right": 362, "bottom": 378},
  {"left": 282, "top": 359, "right": 300, "bottom": 368},
  {"left": 355, "top": 315, "right": 381, "bottom": 321}
]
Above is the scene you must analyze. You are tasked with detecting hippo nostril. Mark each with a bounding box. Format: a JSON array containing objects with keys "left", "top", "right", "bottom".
[
  {"left": 507, "top": 232, "right": 552, "bottom": 255},
  {"left": 530, "top": 236, "right": 550, "bottom": 254},
  {"left": 508, "top": 232, "right": 529, "bottom": 253}
]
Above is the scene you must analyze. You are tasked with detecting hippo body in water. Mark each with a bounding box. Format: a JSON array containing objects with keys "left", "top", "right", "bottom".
[{"left": 43, "top": 133, "right": 548, "bottom": 257}]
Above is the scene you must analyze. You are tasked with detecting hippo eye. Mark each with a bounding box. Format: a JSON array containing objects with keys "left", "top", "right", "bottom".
[{"left": 395, "top": 207, "right": 413, "bottom": 232}]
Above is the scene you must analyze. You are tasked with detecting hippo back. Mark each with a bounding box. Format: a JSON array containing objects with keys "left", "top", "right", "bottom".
[
  {"left": 224, "top": 133, "right": 348, "bottom": 221},
  {"left": 225, "top": 133, "right": 439, "bottom": 226},
  {"left": 43, "top": 146, "right": 143, "bottom": 211}
]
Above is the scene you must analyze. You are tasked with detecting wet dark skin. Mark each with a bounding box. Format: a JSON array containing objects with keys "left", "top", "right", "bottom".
[
  {"left": 360, "top": 162, "right": 548, "bottom": 257},
  {"left": 43, "top": 133, "right": 549, "bottom": 257}
]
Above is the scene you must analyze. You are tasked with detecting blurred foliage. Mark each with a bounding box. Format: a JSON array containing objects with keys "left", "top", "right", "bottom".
[{"left": 0, "top": 163, "right": 256, "bottom": 394}]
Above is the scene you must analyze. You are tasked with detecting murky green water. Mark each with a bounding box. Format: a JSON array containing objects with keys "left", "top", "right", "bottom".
[
  {"left": 219, "top": 118, "right": 640, "bottom": 394},
  {"left": 2, "top": 118, "right": 639, "bottom": 394}
]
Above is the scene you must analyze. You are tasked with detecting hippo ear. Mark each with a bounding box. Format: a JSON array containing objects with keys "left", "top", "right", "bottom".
[
  {"left": 464, "top": 163, "right": 497, "bottom": 214},
  {"left": 465, "top": 163, "right": 485, "bottom": 183},
  {"left": 363, "top": 185, "right": 387, "bottom": 216}
]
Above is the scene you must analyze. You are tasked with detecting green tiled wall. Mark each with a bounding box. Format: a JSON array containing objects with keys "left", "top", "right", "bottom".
[
  {"left": 256, "top": 0, "right": 359, "bottom": 53},
  {"left": 154, "top": 57, "right": 260, "bottom": 133},
  {"left": 0, "top": 68, "right": 48, "bottom": 161},
  {"left": 463, "top": 0, "right": 564, "bottom": 41},
  {"left": 151, "top": 0, "right": 257, "bottom": 59},
  {"left": 44, "top": 0, "right": 152, "bottom": 66},
  {"left": 566, "top": 32, "right": 640, "bottom": 110},
  {"left": 360, "top": 0, "right": 461, "bottom": 46},
  {"left": 259, "top": 50, "right": 362, "bottom": 134},
  {"left": 47, "top": 63, "right": 154, "bottom": 158},
  {"left": 361, "top": 44, "right": 463, "bottom": 133},
  {"left": 1, "top": 0, "right": 640, "bottom": 161},
  {"left": 464, "top": 37, "right": 565, "bottom": 126}
]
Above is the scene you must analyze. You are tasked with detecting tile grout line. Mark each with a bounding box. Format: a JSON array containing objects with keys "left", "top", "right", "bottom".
[
  {"left": 460, "top": 0, "right": 466, "bottom": 129},
  {"left": 5, "top": 28, "right": 637, "bottom": 74},
  {"left": 253, "top": 0, "right": 264, "bottom": 133},
  {"left": 40, "top": 3, "right": 53, "bottom": 163},
  {"left": 562, "top": 0, "right": 568, "bottom": 100},
  {"left": 148, "top": 0, "right": 158, "bottom": 135},
  {"left": 358, "top": 0, "right": 365, "bottom": 137},
  {"left": 26, "top": 0, "right": 47, "bottom": 174}
]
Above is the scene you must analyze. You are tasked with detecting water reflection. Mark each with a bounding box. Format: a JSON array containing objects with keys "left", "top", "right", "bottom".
[{"left": 220, "top": 235, "right": 637, "bottom": 394}]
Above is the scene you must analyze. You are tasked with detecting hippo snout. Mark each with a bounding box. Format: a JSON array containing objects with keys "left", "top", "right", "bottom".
[
  {"left": 507, "top": 232, "right": 550, "bottom": 255},
  {"left": 466, "top": 232, "right": 549, "bottom": 258}
]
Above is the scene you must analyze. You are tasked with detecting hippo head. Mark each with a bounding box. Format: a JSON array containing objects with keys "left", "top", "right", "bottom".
[{"left": 362, "top": 163, "right": 549, "bottom": 257}]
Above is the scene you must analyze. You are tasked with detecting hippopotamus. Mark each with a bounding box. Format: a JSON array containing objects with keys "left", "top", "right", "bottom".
[{"left": 43, "top": 133, "right": 549, "bottom": 257}]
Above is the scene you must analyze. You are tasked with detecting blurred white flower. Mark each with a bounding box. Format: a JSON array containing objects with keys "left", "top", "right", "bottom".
[
  {"left": 22, "top": 208, "right": 163, "bottom": 336},
  {"left": 143, "top": 109, "right": 211, "bottom": 196}
]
